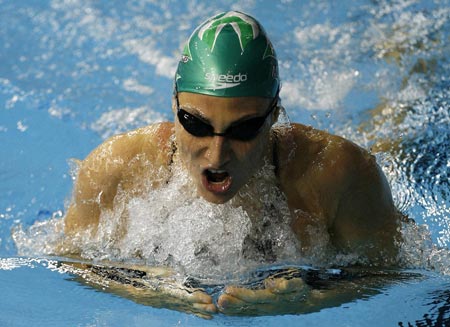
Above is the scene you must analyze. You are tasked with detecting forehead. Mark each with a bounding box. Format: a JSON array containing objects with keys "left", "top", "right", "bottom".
[{"left": 177, "top": 92, "right": 271, "bottom": 119}]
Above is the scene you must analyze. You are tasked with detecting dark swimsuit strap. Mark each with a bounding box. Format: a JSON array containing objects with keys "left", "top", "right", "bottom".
[
  {"left": 168, "top": 138, "right": 177, "bottom": 167},
  {"left": 272, "top": 130, "right": 280, "bottom": 177}
]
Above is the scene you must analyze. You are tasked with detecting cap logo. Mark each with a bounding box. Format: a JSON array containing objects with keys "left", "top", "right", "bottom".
[
  {"left": 204, "top": 72, "right": 248, "bottom": 90},
  {"left": 198, "top": 11, "right": 260, "bottom": 52}
]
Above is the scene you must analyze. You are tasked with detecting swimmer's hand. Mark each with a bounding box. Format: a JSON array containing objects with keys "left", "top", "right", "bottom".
[
  {"left": 217, "top": 274, "right": 309, "bottom": 316},
  {"left": 217, "top": 268, "right": 423, "bottom": 316},
  {"left": 60, "top": 261, "right": 217, "bottom": 319},
  {"left": 141, "top": 281, "right": 217, "bottom": 319}
]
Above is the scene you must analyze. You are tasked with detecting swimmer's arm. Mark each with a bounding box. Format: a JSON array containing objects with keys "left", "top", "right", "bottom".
[
  {"left": 217, "top": 268, "right": 399, "bottom": 316},
  {"left": 62, "top": 261, "right": 217, "bottom": 319},
  {"left": 63, "top": 135, "right": 129, "bottom": 235},
  {"left": 64, "top": 123, "right": 174, "bottom": 236},
  {"left": 330, "top": 146, "right": 400, "bottom": 261}
]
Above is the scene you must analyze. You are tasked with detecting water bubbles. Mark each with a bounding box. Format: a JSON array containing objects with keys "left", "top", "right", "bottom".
[
  {"left": 12, "top": 215, "right": 65, "bottom": 257},
  {"left": 6, "top": 95, "right": 20, "bottom": 109},
  {"left": 6, "top": 0, "right": 450, "bottom": 285},
  {"left": 91, "top": 107, "right": 167, "bottom": 140},
  {"left": 117, "top": 163, "right": 300, "bottom": 280},
  {"left": 12, "top": 159, "right": 304, "bottom": 282},
  {"left": 16, "top": 121, "right": 28, "bottom": 132}
]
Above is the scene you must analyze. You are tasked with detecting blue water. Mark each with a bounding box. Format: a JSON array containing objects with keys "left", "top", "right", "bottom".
[{"left": 1, "top": 0, "right": 450, "bottom": 326}]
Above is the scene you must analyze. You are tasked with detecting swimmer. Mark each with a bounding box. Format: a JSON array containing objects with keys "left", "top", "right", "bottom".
[{"left": 61, "top": 11, "right": 402, "bottom": 316}]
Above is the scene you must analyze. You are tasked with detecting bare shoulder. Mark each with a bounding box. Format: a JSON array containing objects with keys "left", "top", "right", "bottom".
[
  {"left": 276, "top": 123, "right": 371, "bottom": 202},
  {"left": 275, "top": 123, "right": 399, "bottom": 261},
  {"left": 64, "top": 122, "right": 174, "bottom": 235},
  {"left": 79, "top": 121, "right": 175, "bottom": 198},
  {"left": 83, "top": 122, "right": 174, "bottom": 169}
]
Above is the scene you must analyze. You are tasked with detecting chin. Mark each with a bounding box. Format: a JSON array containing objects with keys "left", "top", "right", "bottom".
[{"left": 198, "top": 189, "right": 236, "bottom": 204}]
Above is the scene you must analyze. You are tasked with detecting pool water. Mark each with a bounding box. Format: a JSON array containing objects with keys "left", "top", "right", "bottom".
[{"left": 1, "top": 0, "right": 450, "bottom": 326}]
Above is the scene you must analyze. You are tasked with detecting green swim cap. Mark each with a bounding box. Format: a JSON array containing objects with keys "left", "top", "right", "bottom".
[{"left": 175, "top": 11, "right": 279, "bottom": 98}]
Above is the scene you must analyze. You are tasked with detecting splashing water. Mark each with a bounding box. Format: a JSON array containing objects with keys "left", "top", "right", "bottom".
[
  {"left": 338, "top": 69, "right": 450, "bottom": 275},
  {"left": 8, "top": 0, "right": 450, "bottom": 284},
  {"left": 12, "top": 78, "right": 450, "bottom": 278},
  {"left": 14, "top": 159, "right": 302, "bottom": 282}
]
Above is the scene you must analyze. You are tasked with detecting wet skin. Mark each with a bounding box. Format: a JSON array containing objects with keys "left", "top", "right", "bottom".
[
  {"left": 173, "top": 92, "right": 274, "bottom": 204},
  {"left": 62, "top": 92, "right": 401, "bottom": 316}
]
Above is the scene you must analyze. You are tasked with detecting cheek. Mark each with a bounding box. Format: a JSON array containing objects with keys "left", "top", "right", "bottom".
[
  {"left": 175, "top": 127, "right": 203, "bottom": 162},
  {"left": 233, "top": 142, "right": 255, "bottom": 160},
  {"left": 233, "top": 137, "right": 266, "bottom": 166}
]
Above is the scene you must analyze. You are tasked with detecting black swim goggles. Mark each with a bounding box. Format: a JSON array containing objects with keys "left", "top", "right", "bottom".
[{"left": 175, "top": 89, "right": 279, "bottom": 141}]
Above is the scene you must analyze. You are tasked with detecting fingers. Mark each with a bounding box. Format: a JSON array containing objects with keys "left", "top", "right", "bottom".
[
  {"left": 217, "top": 277, "right": 310, "bottom": 315},
  {"left": 222, "top": 277, "right": 306, "bottom": 302},
  {"left": 217, "top": 292, "right": 283, "bottom": 315},
  {"left": 264, "top": 276, "right": 306, "bottom": 294},
  {"left": 222, "top": 286, "right": 277, "bottom": 303},
  {"left": 187, "top": 289, "right": 214, "bottom": 304},
  {"left": 163, "top": 285, "right": 214, "bottom": 304},
  {"left": 193, "top": 302, "right": 218, "bottom": 312},
  {"left": 178, "top": 289, "right": 218, "bottom": 318},
  {"left": 217, "top": 288, "right": 269, "bottom": 315},
  {"left": 156, "top": 285, "right": 218, "bottom": 317},
  {"left": 217, "top": 293, "right": 246, "bottom": 313}
]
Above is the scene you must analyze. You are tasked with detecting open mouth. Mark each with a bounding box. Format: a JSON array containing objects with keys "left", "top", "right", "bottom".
[
  {"left": 206, "top": 169, "right": 229, "bottom": 183},
  {"left": 202, "top": 169, "right": 232, "bottom": 194}
]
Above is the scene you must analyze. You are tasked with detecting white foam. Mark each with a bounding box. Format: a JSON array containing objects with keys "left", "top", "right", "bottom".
[
  {"left": 91, "top": 106, "right": 166, "bottom": 139},
  {"left": 12, "top": 158, "right": 450, "bottom": 277},
  {"left": 12, "top": 218, "right": 65, "bottom": 258},
  {"left": 0, "top": 257, "right": 49, "bottom": 271},
  {"left": 399, "top": 221, "right": 450, "bottom": 276},
  {"left": 123, "top": 78, "right": 154, "bottom": 95},
  {"left": 123, "top": 38, "right": 178, "bottom": 78},
  {"left": 282, "top": 69, "right": 359, "bottom": 111},
  {"left": 68, "top": 161, "right": 301, "bottom": 281}
]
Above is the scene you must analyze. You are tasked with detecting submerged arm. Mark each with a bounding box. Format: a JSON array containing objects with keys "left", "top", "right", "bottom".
[
  {"left": 60, "top": 260, "right": 217, "bottom": 319},
  {"left": 217, "top": 267, "right": 419, "bottom": 316}
]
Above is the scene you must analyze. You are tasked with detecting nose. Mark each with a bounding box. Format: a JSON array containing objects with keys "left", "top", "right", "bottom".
[{"left": 205, "top": 135, "right": 231, "bottom": 167}]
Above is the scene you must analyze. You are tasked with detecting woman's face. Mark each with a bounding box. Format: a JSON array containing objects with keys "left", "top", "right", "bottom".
[{"left": 174, "top": 92, "right": 275, "bottom": 204}]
